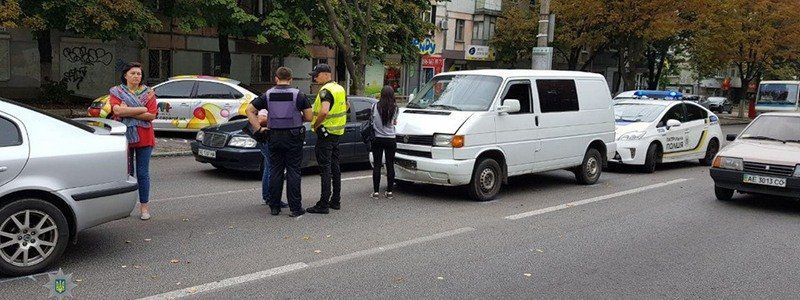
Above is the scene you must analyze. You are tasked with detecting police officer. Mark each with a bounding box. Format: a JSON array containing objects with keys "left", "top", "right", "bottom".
[
  {"left": 246, "top": 67, "right": 313, "bottom": 218},
  {"left": 306, "top": 64, "right": 348, "bottom": 214}
]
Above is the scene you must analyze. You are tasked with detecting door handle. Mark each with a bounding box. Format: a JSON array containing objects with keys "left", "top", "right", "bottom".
[
  {"left": 535, "top": 116, "right": 539, "bottom": 126},
  {"left": 0, "top": 167, "right": 7, "bottom": 172},
  {"left": 684, "top": 130, "right": 691, "bottom": 134},
  {"left": 180, "top": 103, "right": 190, "bottom": 106}
]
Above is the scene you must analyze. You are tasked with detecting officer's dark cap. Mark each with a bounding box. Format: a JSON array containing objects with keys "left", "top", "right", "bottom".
[{"left": 309, "top": 63, "right": 332, "bottom": 78}]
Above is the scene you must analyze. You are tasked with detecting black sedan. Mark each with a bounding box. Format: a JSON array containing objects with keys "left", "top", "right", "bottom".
[{"left": 191, "top": 96, "right": 377, "bottom": 172}]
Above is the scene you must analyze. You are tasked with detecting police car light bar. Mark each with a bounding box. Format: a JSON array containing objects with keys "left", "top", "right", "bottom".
[{"left": 633, "top": 90, "right": 683, "bottom": 100}]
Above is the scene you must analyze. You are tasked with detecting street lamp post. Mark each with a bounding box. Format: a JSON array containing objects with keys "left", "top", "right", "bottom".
[{"left": 531, "top": 0, "right": 554, "bottom": 70}]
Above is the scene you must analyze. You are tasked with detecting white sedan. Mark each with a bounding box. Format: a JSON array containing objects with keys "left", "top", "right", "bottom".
[{"left": 612, "top": 100, "right": 724, "bottom": 173}]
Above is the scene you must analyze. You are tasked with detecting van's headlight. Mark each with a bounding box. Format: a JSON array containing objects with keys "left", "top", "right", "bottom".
[
  {"left": 196, "top": 131, "right": 205, "bottom": 141},
  {"left": 228, "top": 136, "right": 258, "bottom": 148},
  {"left": 712, "top": 156, "right": 743, "bottom": 171},
  {"left": 618, "top": 131, "right": 646, "bottom": 141},
  {"left": 433, "top": 134, "right": 464, "bottom": 148},
  {"left": 794, "top": 165, "right": 800, "bottom": 177}
]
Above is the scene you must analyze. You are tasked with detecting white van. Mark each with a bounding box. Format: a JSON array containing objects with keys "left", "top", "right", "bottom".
[{"left": 395, "top": 70, "right": 617, "bottom": 201}]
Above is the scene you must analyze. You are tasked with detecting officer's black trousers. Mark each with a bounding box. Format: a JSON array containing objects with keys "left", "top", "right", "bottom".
[{"left": 268, "top": 130, "right": 305, "bottom": 213}]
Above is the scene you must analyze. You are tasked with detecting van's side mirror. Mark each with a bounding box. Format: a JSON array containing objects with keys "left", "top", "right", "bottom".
[
  {"left": 726, "top": 134, "right": 737, "bottom": 141},
  {"left": 499, "top": 99, "right": 521, "bottom": 114},
  {"left": 666, "top": 119, "right": 682, "bottom": 129},
  {"left": 408, "top": 93, "right": 415, "bottom": 102}
]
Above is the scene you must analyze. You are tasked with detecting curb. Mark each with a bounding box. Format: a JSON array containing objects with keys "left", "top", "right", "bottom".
[{"left": 152, "top": 151, "right": 194, "bottom": 158}]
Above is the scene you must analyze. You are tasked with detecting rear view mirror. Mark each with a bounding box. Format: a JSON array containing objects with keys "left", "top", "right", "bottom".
[
  {"left": 666, "top": 119, "right": 682, "bottom": 128},
  {"left": 726, "top": 134, "right": 737, "bottom": 141},
  {"left": 499, "top": 99, "right": 521, "bottom": 114},
  {"left": 408, "top": 93, "right": 415, "bottom": 102}
]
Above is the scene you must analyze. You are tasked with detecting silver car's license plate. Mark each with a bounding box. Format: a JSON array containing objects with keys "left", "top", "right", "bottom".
[
  {"left": 743, "top": 174, "right": 786, "bottom": 187},
  {"left": 199, "top": 149, "right": 216, "bottom": 159}
]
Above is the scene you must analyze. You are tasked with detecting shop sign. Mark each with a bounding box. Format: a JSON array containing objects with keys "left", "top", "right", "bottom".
[
  {"left": 422, "top": 55, "right": 444, "bottom": 74},
  {"left": 412, "top": 38, "right": 436, "bottom": 55},
  {"left": 465, "top": 45, "right": 495, "bottom": 61}
]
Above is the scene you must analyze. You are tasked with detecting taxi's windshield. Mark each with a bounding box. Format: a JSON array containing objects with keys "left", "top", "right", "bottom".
[
  {"left": 613, "top": 103, "right": 666, "bottom": 122},
  {"left": 407, "top": 75, "right": 502, "bottom": 111},
  {"left": 740, "top": 115, "right": 800, "bottom": 143},
  {"left": 758, "top": 84, "right": 799, "bottom": 104}
]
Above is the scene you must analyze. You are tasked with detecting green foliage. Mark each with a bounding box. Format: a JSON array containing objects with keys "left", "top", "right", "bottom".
[{"left": 19, "top": 0, "right": 160, "bottom": 40}]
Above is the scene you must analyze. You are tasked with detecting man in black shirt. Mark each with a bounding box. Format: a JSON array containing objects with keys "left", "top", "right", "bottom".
[{"left": 247, "top": 67, "right": 313, "bottom": 217}]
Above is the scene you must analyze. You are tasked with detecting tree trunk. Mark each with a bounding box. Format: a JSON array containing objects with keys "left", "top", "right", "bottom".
[
  {"left": 613, "top": 52, "right": 624, "bottom": 94},
  {"left": 218, "top": 32, "right": 231, "bottom": 77},
  {"left": 36, "top": 30, "right": 53, "bottom": 84},
  {"left": 737, "top": 77, "right": 750, "bottom": 118}
]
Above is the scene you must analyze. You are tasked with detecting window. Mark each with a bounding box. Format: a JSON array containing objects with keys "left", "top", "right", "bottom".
[
  {"left": 659, "top": 105, "right": 686, "bottom": 127},
  {"left": 352, "top": 99, "right": 373, "bottom": 122},
  {"left": 0, "top": 117, "right": 22, "bottom": 147},
  {"left": 472, "top": 21, "right": 484, "bottom": 40},
  {"left": 312, "top": 58, "right": 328, "bottom": 67},
  {"left": 155, "top": 81, "right": 195, "bottom": 98},
  {"left": 684, "top": 103, "right": 707, "bottom": 121},
  {"left": 148, "top": 50, "right": 171, "bottom": 80},
  {"left": 202, "top": 52, "right": 222, "bottom": 76},
  {"left": 196, "top": 82, "right": 240, "bottom": 99},
  {"left": 503, "top": 81, "right": 532, "bottom": 114},
  {"left": 536, "top": 80, "right": 579, "bottom": 113},
  {"left": 455, "top": 19, "right": 465, "bottom": 41},
  {"left": 488, "top": 17, "right": 496, "bottom": 39},
  {"left": 252, "top": 55, "right": 272, "bottom": 83}
]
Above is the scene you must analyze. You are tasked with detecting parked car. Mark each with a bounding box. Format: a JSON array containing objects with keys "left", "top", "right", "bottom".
[
  {"left": 613, "top": 90, "right": 684, "bottom": 104},
  {"left": 191, "top": 96, "right": 378, "bottom": 171},
  {"left": 710, "top": 112, "right": 800, "bottom": 201},
  {"left": 87, "top": 75, "right": 260, "bottom": 132},
  {"left": 0, "top": 98, "right": 137, "bottom": 276},
  {"left": 395, "top": 70, "right": 617, "bottom": 201},
  {"left": 705, "top": 97, "right": 732, "bottom": 114},
  {"left": 612, "top": 99, "right": 724, "bottom": 173}
]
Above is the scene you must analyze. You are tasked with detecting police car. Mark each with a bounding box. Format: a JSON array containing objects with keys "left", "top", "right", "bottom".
[{"left": 612, "top": 93, "right": 723, "bottom": 173}]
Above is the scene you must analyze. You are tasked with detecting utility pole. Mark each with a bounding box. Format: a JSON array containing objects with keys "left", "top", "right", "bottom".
[{"left": 531, "top": 0, "right": 554, "bottom": 70}]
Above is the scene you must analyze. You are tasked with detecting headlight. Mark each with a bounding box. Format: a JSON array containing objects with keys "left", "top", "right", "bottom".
[
  {"left": 196, "top": 131, "right": 205, "bottom": 141},
  {"left": 433, "top": 134, "right": 464, "bottom": 148},
  {"left": 712, "top": 156, "right": 743, "bottom": 171},
  {"left": 228, "top": 136, "right": 258, "bottom": 148},
  {"left": 794, "top": 165, "right": 800, "bottom": 177},
  {"left": 618, "top": 131, "right": 646, "bottom": 141}
]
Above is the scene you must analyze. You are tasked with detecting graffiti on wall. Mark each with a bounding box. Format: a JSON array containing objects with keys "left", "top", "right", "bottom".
[{"left": 60, "top": 44, "right": 117, "bottom": 97}]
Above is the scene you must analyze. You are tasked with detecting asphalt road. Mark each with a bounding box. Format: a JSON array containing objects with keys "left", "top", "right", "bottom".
[{"left": 8, "top": 124, "right": 800, "bottom": 299}]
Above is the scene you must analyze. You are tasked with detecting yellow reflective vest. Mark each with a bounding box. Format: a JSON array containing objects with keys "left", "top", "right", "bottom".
[{"left": 312, "top": 81, "right": 348, "bottom": 135}]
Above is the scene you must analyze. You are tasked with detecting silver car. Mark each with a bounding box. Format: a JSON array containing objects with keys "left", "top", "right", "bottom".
[{"left": 0, "top": 99, "right": 137, "bottom": 276}]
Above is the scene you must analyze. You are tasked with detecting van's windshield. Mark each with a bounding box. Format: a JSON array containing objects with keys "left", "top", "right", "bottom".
[
  {"left": 758, "top": 83, "right": 799, "bottom": 105},
  {"left": 407, "top": 75, "right": 502, "bottom": 111}
]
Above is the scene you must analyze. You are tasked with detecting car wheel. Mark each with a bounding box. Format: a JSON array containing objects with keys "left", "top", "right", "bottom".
[
  {"left": 0, "top": 199, "right": 70, "bottom": 276},
  {"left": 715, "top": 186, "right": 734, "bottom": 201},
  {"left": 575, "top": 148, "right": 602, "bottom": 185},
  {"left": 641, "top": 143, "right": 661, "bottom": 173},
  {"left": 699, "top": 139, "right": 719, "bottom": 166},
  {"left": 468, "top": 158, "right": 502, "bottom": 201}
]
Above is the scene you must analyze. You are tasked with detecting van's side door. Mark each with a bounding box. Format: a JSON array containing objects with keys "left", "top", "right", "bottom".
[{"left": 495, "top": 79, "right": 540, "bottom": 175}]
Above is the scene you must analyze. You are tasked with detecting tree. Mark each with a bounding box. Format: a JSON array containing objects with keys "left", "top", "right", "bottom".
[
  {"left": 491, "top": 0, "right": 538, "bottom": 67},
  {"left": 689, "top": 0, "right": 800, "bottom": 115},
  {"left": 550, "top": 0, "right": 609, "bottom": 71},
  {"left": 315, "top": 0, "right": 433, "bottom": 95},
  {"left": 0, "top": 0, "right": 21, "bottom": 29},
  {"left": 174, "top": 0, "right": 260, "bottom": 77},
  {"left": 11, "top": 0, "right": 160, "bottom": 83},
  {"left": 259, "top": 0, "right": 316, "bottom": 58}
]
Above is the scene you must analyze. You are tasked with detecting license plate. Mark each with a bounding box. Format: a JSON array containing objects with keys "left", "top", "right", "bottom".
[
  {"left": 743, "top": 174, "right": 786, "bottom": 187},
  {"left": 199, "top": 149, "right": 216, "bottom": 159},
  {"left": 395, "top": 158, "right": 417, "bottom": 170}
]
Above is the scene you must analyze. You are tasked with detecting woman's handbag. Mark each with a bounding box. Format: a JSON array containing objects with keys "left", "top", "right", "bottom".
[{"left": 360, "top": 104, "right": 376, "bottom": 145}]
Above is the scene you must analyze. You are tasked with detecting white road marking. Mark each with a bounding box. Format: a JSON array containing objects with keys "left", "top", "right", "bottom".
[
  {"left": 138, "top": 263, "right": 308, "bottom": 300},
  {"left": 504, "top": 178, "right": 691, "bottom": 220},
  {"left": 151, "top": 175, "right": 372, "bottom": 203},
  {"left": 138, "top": 227, "right": 475, "bottom": 299},
  {"left": 309, "top": 227, "right": 476, "bottom": 267}
]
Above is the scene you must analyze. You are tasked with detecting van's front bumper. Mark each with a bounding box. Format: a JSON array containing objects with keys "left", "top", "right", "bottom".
[
  {"left": 610, "top": 140, "right": 648, "bottom": 165},
  {"left": 394, "top": 154, "right": 474, "bottom": 186}
]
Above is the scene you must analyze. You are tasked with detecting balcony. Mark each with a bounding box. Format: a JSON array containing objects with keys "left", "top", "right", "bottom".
[{"left": 476, "top": 0, "right": 502, "bottom": 15}]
